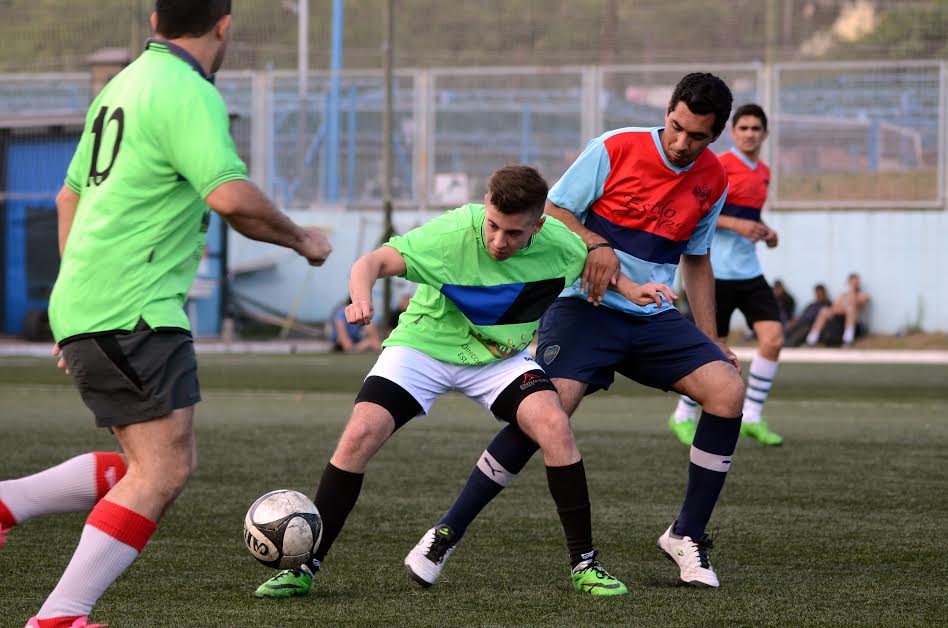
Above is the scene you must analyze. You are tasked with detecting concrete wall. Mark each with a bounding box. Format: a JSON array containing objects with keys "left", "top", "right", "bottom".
[
  {"left": 229, "top": 208, "right": 947, "bottom": 334},
  {"left": 760, "top": 211, "right": 945, "bottom": 334}
]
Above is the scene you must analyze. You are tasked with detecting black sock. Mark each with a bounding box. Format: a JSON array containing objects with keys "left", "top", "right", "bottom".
[
  {"left": 545, "top": 460, "right": 594, "bottom": 568},
  {"left": 312, "top": 462, "right": 364, "bottom": 563}
]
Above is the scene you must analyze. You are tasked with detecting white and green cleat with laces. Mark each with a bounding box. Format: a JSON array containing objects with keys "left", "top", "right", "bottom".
[
  {"left": 571, "top": 554, "right": 629, "bottom": 596},
  {"left": 405, "top": 525, "right": 458, "bottom": 587},
  {"left": 254, "top": 561, "right": 317, "bottom": 598}
]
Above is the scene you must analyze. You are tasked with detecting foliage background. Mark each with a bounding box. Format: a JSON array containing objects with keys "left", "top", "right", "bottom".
[{"left": 1, "top": 0, "right": 947, "bottom": 73}]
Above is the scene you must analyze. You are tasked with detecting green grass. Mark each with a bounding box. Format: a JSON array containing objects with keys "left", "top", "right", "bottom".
[{"left": 1, "top": 355, "right": 946, "bottom": 627}]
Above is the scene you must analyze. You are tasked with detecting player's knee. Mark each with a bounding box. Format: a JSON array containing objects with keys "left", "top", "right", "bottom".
[
  {"left": 336, "top": 412, "right": 392, "bottom": 462},
  {"left": 128, "top": 449, "right": 193, "bottom": 504},
  {"left": 703, "top": 368, "right": 744, "bottom": 417},
  {"left": 520, "top": 409, "right": 573, "bottom": 450},
  {"left": 761, "top": 331, "right": 783, "bottom": 356},
  {"left": 722, "top": 373, "right": 745, "bottom": 415}
]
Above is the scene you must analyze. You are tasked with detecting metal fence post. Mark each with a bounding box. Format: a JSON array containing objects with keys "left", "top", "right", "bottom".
[
  {"left": 413, "top": 69, "right": 432, "bottom": 211},
  {"left": 581, "top": 65, "right": 601, "bottom": 141},
  {"left": 940, "top": 60, "right": 946, "bottom": 208},
  {"left": 251, "top": 69, "right": 272, "bottom": 197}
]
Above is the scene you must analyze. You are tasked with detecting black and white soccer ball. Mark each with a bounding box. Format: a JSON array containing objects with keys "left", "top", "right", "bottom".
[{"left": 243, "top": 489, "right": 323, "bottom": 570}]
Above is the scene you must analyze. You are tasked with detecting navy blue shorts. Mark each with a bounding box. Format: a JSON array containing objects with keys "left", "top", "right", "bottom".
[{"left": 536, "top": 298, "right": 728, "bottom": 394}]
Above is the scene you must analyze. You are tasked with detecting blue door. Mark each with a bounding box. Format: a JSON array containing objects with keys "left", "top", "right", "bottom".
[{"left": 4, "top": 137, "right": 78, "bottom": 336}]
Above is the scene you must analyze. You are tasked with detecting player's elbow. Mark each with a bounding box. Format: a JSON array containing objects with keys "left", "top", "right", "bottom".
[
  {"left": 55, "top": 186, "right": 79, "bottom": 212},
  {"left": 206, "top": 179, "right": 258, "bottom": 218},
  {"left": 369, "top": 246, "right": 407, "bottom": 278}
]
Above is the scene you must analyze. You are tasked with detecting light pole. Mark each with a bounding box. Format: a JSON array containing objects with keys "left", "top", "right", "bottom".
[
  {"left": 283, "top": 0, "right": 310, "bottom": 203},
  {"left": 382, "top": 0, "right": 395, "bottom": 325}
]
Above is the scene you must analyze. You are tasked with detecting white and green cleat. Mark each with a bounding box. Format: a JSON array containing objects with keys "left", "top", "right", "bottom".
[{"left": 405, "top": 525, "right": 458, "bottom": 587}]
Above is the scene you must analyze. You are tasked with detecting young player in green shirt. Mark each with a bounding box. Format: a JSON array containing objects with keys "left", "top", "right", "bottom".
[
  {"left": 2, "top": 3, "right": 331, "bottom": 626},
  {"left": 255, "top": 164, "right": 676, "bottom": 599}
]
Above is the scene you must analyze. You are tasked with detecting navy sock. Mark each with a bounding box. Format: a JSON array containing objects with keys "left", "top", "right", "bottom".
[
  {"left": 675, "top": 411, "right": 741, "bottom": 539},
  {"left": 439, "top": 424, "right": 539, "bottom": 539}
]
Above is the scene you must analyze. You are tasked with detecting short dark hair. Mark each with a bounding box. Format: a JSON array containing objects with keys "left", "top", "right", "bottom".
[
  {"left": 732, "top": 103, "right": 768, "bottom": 131},
  {"left": 487, "top": 165, "right": 549, "bottom": 217},
  {"left": 668, "top": 73, "right": 733, "bottom": 137},
  {"left": 155, "top": 0, "right": 231, "bottom": 39}
]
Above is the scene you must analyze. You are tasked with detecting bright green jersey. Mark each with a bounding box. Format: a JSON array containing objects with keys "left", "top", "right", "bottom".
[
  {"left": 384, "top": 203, "right": 586, "bottom": 366},
  {"left": 49, "top": 40, "right": 248, "bottom": 342}
]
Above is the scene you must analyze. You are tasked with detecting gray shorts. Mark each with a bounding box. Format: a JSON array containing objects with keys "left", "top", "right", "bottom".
[{"left": 61, "top": 325, "right": 201, "bottom": 428}]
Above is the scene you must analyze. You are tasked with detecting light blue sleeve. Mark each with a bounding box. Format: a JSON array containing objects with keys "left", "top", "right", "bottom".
[
  {"left": 547, "top": 137, "right": 612, "bottom": 222},
  {"left": 684, "top": 185, "right": 728, "bottom": 256}
]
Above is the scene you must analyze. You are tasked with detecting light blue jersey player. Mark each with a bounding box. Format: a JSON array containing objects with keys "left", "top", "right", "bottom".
[
  {"left": 405, "top": 73, "right": 749, "bottom": 591},
  {"left": 671, "top": 103, "right": 785, "bottom": 447}
]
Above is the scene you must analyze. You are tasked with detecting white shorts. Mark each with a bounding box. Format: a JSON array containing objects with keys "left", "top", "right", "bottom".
[{"left": 365, "top": 346, "right": 543, "bottom": 416}]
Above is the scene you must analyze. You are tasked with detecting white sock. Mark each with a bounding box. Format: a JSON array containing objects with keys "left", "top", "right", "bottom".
[
  {"left": 38, "top": 499, "right": 155, "bottom": 620},
  {"left": 842, "top": 326, "right": 855, "bottom": 345},
  {"left": 0, "top": 452, "right": 125, "bottom": 525},
  {"left": 674, "top": 396, "right": 698, "bottom": 422},
  {"left": 805, "top": 329, "right": 819, "bottom": 345},
  {"left": 742, "top": 354, "right": 779, "bottom": 424}
]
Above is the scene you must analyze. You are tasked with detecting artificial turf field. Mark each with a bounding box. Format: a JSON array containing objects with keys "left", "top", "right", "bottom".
[{"left": 1, "top": 353, "right": 946, "bottom": 627}]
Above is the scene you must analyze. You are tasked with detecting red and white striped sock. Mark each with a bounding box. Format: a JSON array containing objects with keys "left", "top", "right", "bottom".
[
  {"left": 0, "top": 452, "right": 126, "bottom": 527},
  {"left": 36, "top": 499, "right": 156, "bottom": 622}
]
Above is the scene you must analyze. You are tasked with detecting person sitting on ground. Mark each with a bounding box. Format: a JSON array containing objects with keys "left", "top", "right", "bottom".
[
  {"left": 385, "top": 292, "right": 413, "bottom": 338},
  {"left": 806, "top": 273, "right": 870, "bottom": 347},
  {"left": 332, "top": 299, "right": 382, "bottom": 352},
  {"left": 784, "top": 283, "right": 831, "bottom": 347},
  {"left": 772, "top": 279, "right": 796, "bottom": 325}
]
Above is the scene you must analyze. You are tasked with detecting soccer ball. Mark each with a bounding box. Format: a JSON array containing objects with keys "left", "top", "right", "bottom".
[{"left": 243, "top": 489, "right": 323, "bottom": 569}]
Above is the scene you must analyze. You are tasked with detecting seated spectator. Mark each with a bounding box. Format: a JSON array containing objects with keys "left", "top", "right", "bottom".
[
  {"left": 386, "top": 292, "right": 413, "bottom": 337},
  {"left": 784, "top": 283, "right": 831, "bottom": 347},
  {"left": 332, "top": 299, "right": 382, "bottom": 353},
  {"left": 772, "top": 279, "right": 796, "bottom": 324},
  {"left": 806, "top": 273, "right": 870, "bottom": 347}
]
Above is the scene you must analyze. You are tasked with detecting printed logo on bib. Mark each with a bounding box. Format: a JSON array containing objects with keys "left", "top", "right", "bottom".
[
  {"left": 519, "top": 372, "right": 550, "bottom": 392},
  {"left": 542, "top": 345, "right": 560, "bottom": 365}
]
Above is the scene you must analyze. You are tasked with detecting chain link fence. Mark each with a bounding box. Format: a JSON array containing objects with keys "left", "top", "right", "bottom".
[{"left": 0, "top": 1, "right": 946, "bottom": 335}]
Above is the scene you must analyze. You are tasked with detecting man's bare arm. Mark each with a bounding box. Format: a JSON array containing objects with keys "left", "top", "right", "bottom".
[
  {"left": 681, "top": 252, "right": 740, "bottom": 370},
  {"left": 346, "top": 246, "right": 408, "bottom": 325},
  {"left": 206, "top": 179, "right": 332, "bottom": 266},
  {"left": 55, "top": 185, "right": 80, "bottom": 256},
  {"left": 545, "top": 200, "right": 618, "bottom": 304}
]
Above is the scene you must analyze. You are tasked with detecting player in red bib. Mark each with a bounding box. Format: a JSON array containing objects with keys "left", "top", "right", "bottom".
[
  {"left": 406, "top": 74, "right": 747, "bottom": 590},
  {"left": 670, "top": 104, "right": 785, "bottom": 447}
]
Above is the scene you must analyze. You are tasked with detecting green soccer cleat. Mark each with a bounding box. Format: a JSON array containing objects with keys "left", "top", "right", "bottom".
[
  {"left": 740, "top": 420, "right": 783, "bottom": 446},
  {"left": 254, "top": 564, "right": 315, "bottom": 598},
  {"left": 668, "top": 414, "right": 697, "bottom": 446},
  {"left": 571, "top": 557, "right": 629, "bottom": 596}
]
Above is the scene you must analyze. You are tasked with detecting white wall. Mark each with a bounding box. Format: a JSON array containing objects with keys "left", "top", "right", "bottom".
[
  {"left": 759, "top": 211, "right": 946, "bottom": 334},
  {"left": 229, "top": 208, "right": 948, "bottom": 334},
  {"left": 229, "top": 209, "right": 439, "bottom": 325}
]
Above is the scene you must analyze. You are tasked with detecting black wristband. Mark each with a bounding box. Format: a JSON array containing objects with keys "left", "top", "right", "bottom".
[{"left": 586, "top": 242, "right": 613, "bottom": 252}]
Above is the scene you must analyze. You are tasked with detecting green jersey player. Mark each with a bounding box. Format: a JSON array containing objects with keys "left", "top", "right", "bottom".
[
  {"left": 9, "top": 3, "right": 331, "bottom": 626},
  {"left": 255, "top": 164, "right": 676, "bottom": 599}
]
